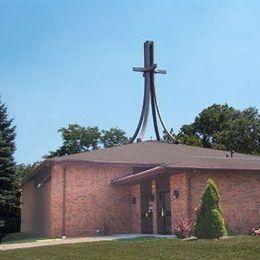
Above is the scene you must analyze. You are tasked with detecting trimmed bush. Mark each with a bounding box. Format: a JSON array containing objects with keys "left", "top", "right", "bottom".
[
  {"left": 174, "top": 217, "right": 193, "bottom": 239},
  {"left": 194, "top": 179, "right": 227, "bottom": 239}
]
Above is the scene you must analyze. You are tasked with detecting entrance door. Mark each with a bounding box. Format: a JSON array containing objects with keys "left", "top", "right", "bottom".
[
  {"left": 156, "top": 177, "right": 172, "bottom": 234},
  {"left": 141, "top": 181, "right": 153, "bottom": 234}
]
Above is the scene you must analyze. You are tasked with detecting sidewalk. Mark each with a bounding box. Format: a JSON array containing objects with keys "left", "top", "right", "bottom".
[{"left": 0, "top": 234, "right": 176, "bottom": 251}]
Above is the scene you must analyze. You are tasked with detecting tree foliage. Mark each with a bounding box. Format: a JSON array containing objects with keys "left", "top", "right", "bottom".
[
  {"left": 194, "top": 179, "right": 227, "bottom": 239},
  {"left": 162, "top": 128, "right": 176, "bottom": 143},
  {"left": 178, "top": 104, "right": 260, "bottom": 154},
  {"left": 0, "top": 98, "right": 20, "bottom": 241},
  {"left": 45, "top": 124, "right": 129, "bottom": 158},
  {"left": 44, "top": 104, "right": 260, "bottom": 158},
  {"left": 45, "top": 124, "right": 101, "bottom": 158},
  {"left": 100, "top": 127, "right": 129, "bottom": 148},
  {"left": 16, "top": 163, "right": 39, "bottom": 182}
]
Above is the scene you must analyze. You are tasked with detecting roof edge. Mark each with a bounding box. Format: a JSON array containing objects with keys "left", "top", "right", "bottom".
[
  {"left": 50, "top": 158, "right": 160, "bottom": 167},
  {"left": 21, "top": 160, "right": 53, "bottom": 185},
  {"left": 112, "top": 165, "right": 260, "bottom": 185},
  {"left": 21, "top": 158, "right": 160, "bottom": 184}
]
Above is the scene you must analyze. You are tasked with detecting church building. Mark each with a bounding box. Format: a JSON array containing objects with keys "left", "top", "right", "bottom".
[
  {"left": 21, "top": 41, "right": 260, "bottom": 237},
  {"left": 21, "top": 141, "right": 260, "bottom": 237}
]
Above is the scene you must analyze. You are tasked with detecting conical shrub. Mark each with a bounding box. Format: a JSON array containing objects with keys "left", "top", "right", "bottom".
[{"left": 194, "top": 179, "right": 227, "bottom": 239}]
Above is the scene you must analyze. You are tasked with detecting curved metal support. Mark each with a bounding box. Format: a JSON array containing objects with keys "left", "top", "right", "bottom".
[
  {"left": 138, "top": 74, "right": 150, "bottom": 140},
  {"left": 150, "top": 75, "right": 160, "bottom": 141},
  {"left": 153, "top": 83, "right": 175, "bottom": 141},
  {"left": 130, "top": 41, "right": 174, "bottom": 143},
  {"left": 129, "top": 81, "right": 147, "bottom": 143},
  {"left": 149, "top": 42, "right": 160, "bottom": 141}
]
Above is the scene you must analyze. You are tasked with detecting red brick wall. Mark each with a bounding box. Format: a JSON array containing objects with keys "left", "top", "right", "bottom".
[
  {"left": 50, "top": 163, "right": 132, "bottom": 237},
  {"left": 22, "top": 164, "right": 260, "bottom": 237},
  {"left": 189, "top": 172, "right": 260, "bottom": 234},
  {"left": 170, "top": 173, "right": 189, "bottom": 232},
  {"left": 49, "top": 164, "right": 64, "bottom": 236},
  {"left": 168, "top": 172, "right": 260, "bottom": 235},
  {"left": 131, "top": 184, "right": 141, "bottom": 233},
  {"left": 21, "top": 169, "right": 51, "bottom": 236}
]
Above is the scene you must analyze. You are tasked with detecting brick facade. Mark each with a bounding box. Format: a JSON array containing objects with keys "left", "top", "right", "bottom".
[
  {"left": 188, "top": 172, "right": 260, "bottom": 234},
  {"left": 21, "top": 163, "right": 260, "bottom": 237},
  {"left": 131, "top": 184, "right": 141, "bottom": 233},
  {"left": 167, "top": 172, "right": 260, "bottom": 234},
  {"left": 170, "top": 173, "right": 189, "bottom": 232},
  {"left": 22, "top": 163, "right": 133, "bottom": 237},
  {"left": 130, "top": 172, "right": 260, "bottom": 235},
  {"left": 58, "top": 163, "right": 132, "bottom": 237}
]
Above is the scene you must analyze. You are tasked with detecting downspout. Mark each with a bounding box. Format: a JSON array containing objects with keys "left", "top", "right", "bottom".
[{"left": 62, "top": 166, "right": 67, "bottom": 237}]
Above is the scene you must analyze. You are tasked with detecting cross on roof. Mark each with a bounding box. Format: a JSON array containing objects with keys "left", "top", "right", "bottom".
[{"left": 130, "top": 41, "right": 174, "bottom": 143}]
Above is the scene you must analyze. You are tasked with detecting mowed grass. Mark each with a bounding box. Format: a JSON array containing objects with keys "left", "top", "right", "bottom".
[
  {"left": 1, "top": 233, "right": 50, "bottom": 244},
  {"left": 1, "top": 236, "right": 260, "bottom": 260}
]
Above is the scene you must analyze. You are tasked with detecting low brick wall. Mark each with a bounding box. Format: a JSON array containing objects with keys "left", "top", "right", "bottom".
[
  {"left": 168, "top": 171, "right": 260, "bottom": 234},
  {"left": 189, "top": 172, "right": 260, "bottom": 234}
]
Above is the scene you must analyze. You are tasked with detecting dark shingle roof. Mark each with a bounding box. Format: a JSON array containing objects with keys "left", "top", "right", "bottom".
[
  {"left": 52, "top": 141, "right": 260, "bottom": 169},
  {"left": 23, "top": 141, "right": 260, "bottom": 185},
  {"left": 167, "top": 156, "right": 260, "bottom": 170}
]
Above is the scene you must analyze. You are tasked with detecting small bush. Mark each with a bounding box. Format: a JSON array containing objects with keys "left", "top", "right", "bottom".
[
  {"left": 174, "top": 217, "right": 193, "bottom": 238},
  {"left": 252, "top": 226, "right": 260, "bottom": 236},
  {"left": 194, "top": 179, "right": 227, "bottom": 239}
]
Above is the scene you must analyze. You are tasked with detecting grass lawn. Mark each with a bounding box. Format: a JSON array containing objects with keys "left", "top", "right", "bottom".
[
  {"left": 1, "top": 233, "right": 50, "bottom": 244},
  {"left": 1, "top": 236, "right": 259, "bottom": 260}
]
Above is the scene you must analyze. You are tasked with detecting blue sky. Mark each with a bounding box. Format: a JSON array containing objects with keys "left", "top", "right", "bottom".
[{"left": 1, "top": 0, "right": 260, "bottom": 164}]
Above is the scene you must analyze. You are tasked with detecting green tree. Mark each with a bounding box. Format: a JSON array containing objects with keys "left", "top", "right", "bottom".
[
  {"left": 100, "top": 127, "right": 129, "bottom": 148},
  {"left": 216, "top": 107, "right": 260, "bottom": 154},
  {"left": 45, "top": 125, "right": 130, "bottom": 158},
  {"left": 16, "top": 163, "right": 39, "bottom": 182},
  {"left": 179, "top": 104, "right": 260, "bottom": 154},
  {"left": 162, "top": 128, "right": 176, "bottom": 143},
  {"left": 45, "top": 124, "right": 101, "bottom": 158},
  {"left": 0, "top": 99, "right": 19, "bottom": 241},
  {"left": 173, "top": 124, "right": 199, "bottom": 146},
  {"left": 194, "top": 179, "right": 227, "bottom": 239}
]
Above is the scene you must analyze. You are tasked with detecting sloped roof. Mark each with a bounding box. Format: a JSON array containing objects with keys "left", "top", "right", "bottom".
[
  {"left": 23, "top": 141, "right": 260, "bottom": 185},
  {"left": 51, "top": 141, "right": 260, "bottom": 165},
  {"left": 166, "top": 156, "right": 260, "bottom": 170}
]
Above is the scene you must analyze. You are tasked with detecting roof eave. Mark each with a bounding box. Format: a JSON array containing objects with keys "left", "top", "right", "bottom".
[
  {"left": 21, "top": 158, "right": 160, "bottom": 185},
  {"left": 50, "top": 158, "right": 160, "bottom": 167},
  {"left": 21, "top": 159, "right": 55, "bottom": 185},
  {"left": 112, "top": 166, "right": 260, "bottom": 185}
]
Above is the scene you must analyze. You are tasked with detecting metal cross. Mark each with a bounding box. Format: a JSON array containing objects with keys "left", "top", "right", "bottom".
[{"left": 130, "top": 41, "right": 174, "bottom": 143}]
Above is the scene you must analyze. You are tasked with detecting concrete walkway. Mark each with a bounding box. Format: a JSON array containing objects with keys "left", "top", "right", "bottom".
[{"left": 0, "top": 234, "right": 176, "bottom": 251}]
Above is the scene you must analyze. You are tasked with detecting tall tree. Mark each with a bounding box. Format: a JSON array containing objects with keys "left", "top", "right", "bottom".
[
  {"left": 0, "top": 98, "right": 19, "bottom": 241},
  {"left": 45, "top": 124, "right": 101, "bottom": 158},
  {"left": 100, "top": 127, "right": 129, "bottom": 148},
  {"left": 216, "top": 107, "right": 260, "bottom": 154},
  {"left": 45, "top": 125, "right": 130, "bottom": 158},
  {"left": 179, "top": 104, "right": 260, "bottom": 154}
]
